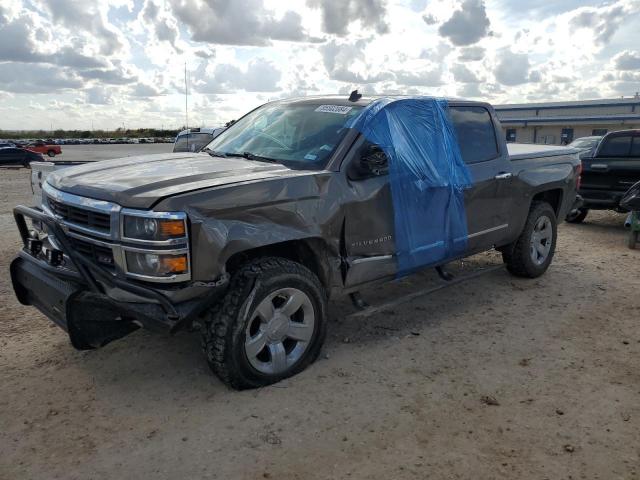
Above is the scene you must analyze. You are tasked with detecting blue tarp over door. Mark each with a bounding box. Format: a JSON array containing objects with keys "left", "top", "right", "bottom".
[{"left": 348, "top": 97, "right": 473, "bottom": 277}]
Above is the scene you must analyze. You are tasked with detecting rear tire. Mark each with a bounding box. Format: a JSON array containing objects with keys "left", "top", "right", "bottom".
[
  {"left": 566, "top": 208, "right": 588, "bottom": 223},
  {"left": 629, "top": 231, "right": 638, "bottom": 249},
  {"left": 503, "top": 201, "right": 558, "bottom": 278},
  {"left": 201, "top": 257, "right": 327, "bottom": 390}
]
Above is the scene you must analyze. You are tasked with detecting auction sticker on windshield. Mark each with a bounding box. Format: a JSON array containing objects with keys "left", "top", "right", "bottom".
[{"left": 315, "top": 105, "right": 353, "bottom": 114}]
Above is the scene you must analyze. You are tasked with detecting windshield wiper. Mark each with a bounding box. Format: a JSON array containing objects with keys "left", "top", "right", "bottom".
[
  {"left": 202, "top": 148, "right": 228, "bottom": 158},
  {"left": 240, "top": 151, "right": 279, "bottom": 163},
  {"left": 203, "top": 148, "right": 279, "bottom": 164}
]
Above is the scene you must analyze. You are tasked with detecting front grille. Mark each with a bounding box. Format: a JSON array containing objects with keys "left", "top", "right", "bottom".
[
  {"left": 68, "top": 237, "right": 115, "bottom": 268},
  {"left": 48, "top": 197, "right": 111, "bottom": 233}
]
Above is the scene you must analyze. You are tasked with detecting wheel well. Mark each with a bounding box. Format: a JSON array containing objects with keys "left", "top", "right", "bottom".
[
  {"left": 225, "top": 239, "right": 331, "bottom": 289},
  {"left": 532, "top": 189, "right": 563, "bottom": 216}
]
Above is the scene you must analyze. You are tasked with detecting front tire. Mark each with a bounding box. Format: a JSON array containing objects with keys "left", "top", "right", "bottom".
[
  {"left": 629, "top": 230, "right": 638, "bottom": 249},
  {"left": 503, "top": 201, "right": 558, "bottom": 278},
  {"left": 566, "top": 208, "right": 588, "bottom": 223},
  {"left": 47, "top": 150, "right": 56, "bottom": 157},
  {"left": 201, "top": 257, "right": 327, "bottom": 390}
]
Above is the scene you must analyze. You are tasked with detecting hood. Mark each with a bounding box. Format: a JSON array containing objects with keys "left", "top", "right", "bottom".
[{"left": 47, "top": 152, "right": 307, "bottom": 209}]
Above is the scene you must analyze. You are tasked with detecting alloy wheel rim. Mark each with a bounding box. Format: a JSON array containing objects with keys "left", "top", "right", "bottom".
[
  {"left": 244, "top": 287, "right": 315, "bottom": 375},
  {"left": 530, "top": 215, "right": 552, "bottom": 266}
]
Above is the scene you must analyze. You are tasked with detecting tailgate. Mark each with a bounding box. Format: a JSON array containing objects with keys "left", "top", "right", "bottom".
[{"left": 581, "top": 156, "right": 640, "bottom": 192}]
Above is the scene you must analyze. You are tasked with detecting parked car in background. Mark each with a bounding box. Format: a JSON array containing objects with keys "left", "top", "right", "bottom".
[
  {"left": 0, "top": 147, "right": 45, "bottom": 167},
  {"left": 25, "top": 141, "right": 62, "bottom": 158},
  {"left": 566, "top": 129, "right": 640, "bottom": 223},
  {"left": 173, "top": 127, "right": 225, "bottom": 152},
  {"left": 568, "top": 136, "right": 602, "bottom": 156},
  {"left": 0, "top": 142, "right": 16, "bottom": 148}
]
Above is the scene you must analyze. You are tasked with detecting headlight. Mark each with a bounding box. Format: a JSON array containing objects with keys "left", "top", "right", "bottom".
[
  {"left": 125, "top": 251, "right": 189, "bottom": 277},
  {"left": 123, "top": 215, "right": 186, "bottom": 241}
]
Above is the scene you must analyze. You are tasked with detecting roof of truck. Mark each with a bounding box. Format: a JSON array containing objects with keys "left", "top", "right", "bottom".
[{"left": 276, "top": 94, "right": 488, "bottom": 108}]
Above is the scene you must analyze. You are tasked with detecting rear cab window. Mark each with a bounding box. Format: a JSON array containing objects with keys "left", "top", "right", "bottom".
[
  {"left": 449, "top": 106, "right": 499, "bottom": 164},
  {"left": 598, "top": 135, "right": 632, "bottom": 157}
]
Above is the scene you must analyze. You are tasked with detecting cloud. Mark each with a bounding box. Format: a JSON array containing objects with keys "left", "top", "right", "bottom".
[
  {"left": 569, "top": 2, "right": 634, "bottom": 45},
  {"left": 439, "top": 0, "right": 490, "bottom": 46},
  {"left": 195, "top": 58, "right": 282, "bottom": 93},
  {"left": 321, "top": 40, "right": 394, "bottom": 83},
  {"left": 0, "top": 63, "right": 83, "bottom": 93},
  {"left": 458, "top": 46, "right": 485, "bottom": 62},
  {"left": 0, "top": 12, "right": 45, "bottom": 63},
  {"left": 86, "top": 86, "right": 113, "bottom": 105},
  {"left": 307, "top": 0, "right": 389, "bottom": 35},
  {"left": 78, "top": 67, "right": 136, "bottom": 85},
  {"left": 395, "top": 67, "right": 443, "bottom": 87},
  {"left": 450, "top": 63, "right": 480, "bottom": 83},
  {"left": 422, "top": 14, "right": 437, "bottom": 26},
  {"left": 139, "top": 0, "right": 181, "bottom": 51},
  {"left": 494, "top": 49, "right": 530, "bottom": 85},
  {"left": 41, "top": 0, "right": 125, "bottom": 55},
  {"left": 614, "top": 50, "right": 640, "bottom": 70},
  {"left": 130, "top": 83, "right": 163, "bottom": 97},
  {"left": 170, "top": 0, "right": 311, "bottom": 46}
]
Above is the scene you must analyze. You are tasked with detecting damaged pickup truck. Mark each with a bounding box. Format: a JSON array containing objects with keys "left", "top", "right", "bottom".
[{"left": 10, "top": 95, "right": 581, "bottom": 389}]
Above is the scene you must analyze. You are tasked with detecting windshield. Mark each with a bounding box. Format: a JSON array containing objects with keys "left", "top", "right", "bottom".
[
  {"left": 569, "top": 137, "right": 600, "bottom": 148},
  {"left": 173, "top": 133, "right": 214, "bottom": 153},
  {"left": 204, "top": 102, "right": 363, "bottom": 169}
]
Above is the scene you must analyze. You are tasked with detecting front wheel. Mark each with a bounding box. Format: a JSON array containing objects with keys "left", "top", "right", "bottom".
[
  {"left": 629, "top": 230, "right": 638, "bottom": 249},
  {"left": 47, "top": 150, "right": 56, "bottom": 157},
  {"left": 503, "top": 201, "right": 558, "bottom": 278},
  {"left": 201, "top": 257, "right": 327, "bottom": 390}
]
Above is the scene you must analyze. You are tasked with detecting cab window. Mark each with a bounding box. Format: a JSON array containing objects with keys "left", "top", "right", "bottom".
[
  {"left": 598, "top": 135, "right": 632, "bottom": 157},
  {"left": 449, "top": 106, "right": 499, "bottom": 164}
]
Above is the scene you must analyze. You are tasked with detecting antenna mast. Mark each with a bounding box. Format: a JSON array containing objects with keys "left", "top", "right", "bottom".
[{"left": 184, "top": 62, "right": 188, "bottom": 130}]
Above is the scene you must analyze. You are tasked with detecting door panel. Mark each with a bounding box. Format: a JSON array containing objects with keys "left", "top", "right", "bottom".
[
  {"left": 583, "top": 134, "right": 640, "bottom": 193},
  {"left": 463, "top": 159, "right": 514, "bottom": 251},
  {"left": 343, "top": 175, "right": 396, "bottom": 287}
]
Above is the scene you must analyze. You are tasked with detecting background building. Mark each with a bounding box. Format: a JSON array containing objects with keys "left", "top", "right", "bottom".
[{"left": 495, "top": 96, "right": 640, "bottom": 145}]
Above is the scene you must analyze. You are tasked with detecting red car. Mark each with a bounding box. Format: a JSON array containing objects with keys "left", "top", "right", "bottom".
[{"left": 25, "top": 141, "right": 62, "bottom": 157}]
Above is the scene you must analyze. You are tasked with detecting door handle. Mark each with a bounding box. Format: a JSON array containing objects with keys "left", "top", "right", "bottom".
[
  {"left": 495, "top": 172, "right": 512, "bottom": 180},
  {"left": 590, "top": 163, "right": 608, "bottom": 170}
]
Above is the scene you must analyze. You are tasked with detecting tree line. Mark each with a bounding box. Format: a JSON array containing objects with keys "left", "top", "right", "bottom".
[{"left": 0, "top": 127, "right": 182, "bottom": 139}]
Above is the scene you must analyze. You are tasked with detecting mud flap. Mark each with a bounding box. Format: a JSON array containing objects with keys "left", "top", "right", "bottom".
[{"left": 67, "top": 292, "right": 139, "bottom": 350}]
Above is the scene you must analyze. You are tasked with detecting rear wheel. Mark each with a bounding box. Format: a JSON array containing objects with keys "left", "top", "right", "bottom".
[
  {"left": 201, "top": 257, "right": 327, "bottom": 390},
  {"left": 629, "top": 230, "right": 638, "bottom": 249},
  {"left": 503, "top": 201, "right": 558, "bottom": 278},
  {"left": 566, "top": 208, "right": 588, "bottom": 223}
]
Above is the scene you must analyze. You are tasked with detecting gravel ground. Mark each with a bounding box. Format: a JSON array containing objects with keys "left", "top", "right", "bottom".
[{"left": 0, "top": 151, "right": 639, "bottom": 479}]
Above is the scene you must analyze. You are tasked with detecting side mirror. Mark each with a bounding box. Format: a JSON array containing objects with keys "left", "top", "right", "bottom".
[{"left": 349, "top": 144, "right": 389, "bottom": 180}]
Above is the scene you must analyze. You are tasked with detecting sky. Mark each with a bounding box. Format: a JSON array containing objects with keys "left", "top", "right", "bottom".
[{"left": 0, "top": 0, "right": 639, "bottom": 131}]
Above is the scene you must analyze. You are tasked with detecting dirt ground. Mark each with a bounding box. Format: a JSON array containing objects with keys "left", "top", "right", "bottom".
[{"left": 1, "top": 162, "right": 639, "bottom": 480}]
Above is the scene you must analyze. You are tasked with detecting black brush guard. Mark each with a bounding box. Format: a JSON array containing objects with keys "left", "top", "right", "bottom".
[{"left": 11, "top": 205, "right": 227, "bottom": 348}]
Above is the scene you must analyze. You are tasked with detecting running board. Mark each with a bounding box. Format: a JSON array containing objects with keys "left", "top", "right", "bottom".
[{"left": 347, "top": 264, "right": 504, "bottom": 319}]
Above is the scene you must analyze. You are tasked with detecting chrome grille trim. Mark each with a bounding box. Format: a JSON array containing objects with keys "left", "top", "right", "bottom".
[
  {"left": 41, "top": 182, "right": 191, "bottom": 283},
  {"left": 43, "top": 182, "right": 121, "bottom": 240}
]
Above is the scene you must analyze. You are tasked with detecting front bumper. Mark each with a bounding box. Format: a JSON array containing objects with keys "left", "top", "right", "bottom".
[{"left": 11, "top": 205, "right": 228, "bottom": 348}]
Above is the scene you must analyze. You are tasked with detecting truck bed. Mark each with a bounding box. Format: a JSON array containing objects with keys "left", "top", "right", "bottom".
[{"left": 508, "top": 143, "right": 578, "bottom": 161}]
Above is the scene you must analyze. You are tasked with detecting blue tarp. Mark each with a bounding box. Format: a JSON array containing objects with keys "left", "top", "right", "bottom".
[{"left": 348, "top": 97, "right": 473, "bottom": 276}]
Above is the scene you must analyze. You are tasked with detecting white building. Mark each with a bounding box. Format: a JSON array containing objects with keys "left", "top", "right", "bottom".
[{"left": 494, "top": 96, "right": 640, "bottom": 145}]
